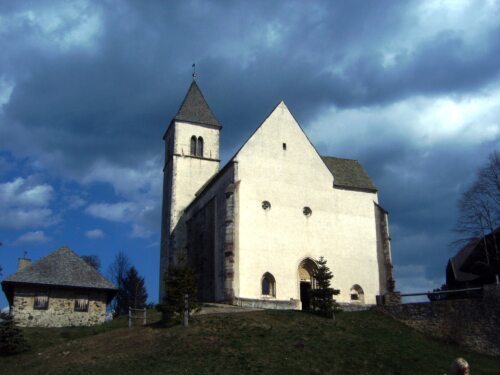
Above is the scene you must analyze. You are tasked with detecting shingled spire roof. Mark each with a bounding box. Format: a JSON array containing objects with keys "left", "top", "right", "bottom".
[
  {"left": 174, "top": 80, "right": 221, "bottom": 127},
  {"left": 2, "top": 246, "right": 117, "bottom": 304}
]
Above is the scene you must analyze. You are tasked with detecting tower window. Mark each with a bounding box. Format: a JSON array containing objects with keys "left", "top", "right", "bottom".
[
  {"left": 262, "top": 201, "right": 271, "bottom": 210},
  {"left": 283, "top": 143, "right": 287, "bottom": 150},
  {"left": 303, "top": 207, "right": 312, "bottom": 217},
  {"left": 197, "top": 137, "right": 204, "bottom": 157},
  {"left": 190, "top": 136, "right": 197, "bottom": 156}
]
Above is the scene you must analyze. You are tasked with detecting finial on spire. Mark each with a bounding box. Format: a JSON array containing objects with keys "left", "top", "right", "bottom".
[{"left": 192, "top": 63, "right": 196, "bottom": 80}]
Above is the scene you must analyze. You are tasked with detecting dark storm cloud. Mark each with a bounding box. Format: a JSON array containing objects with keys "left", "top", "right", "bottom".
[{"left": 2, "top": 0, "right": 499, "bottom": 173}]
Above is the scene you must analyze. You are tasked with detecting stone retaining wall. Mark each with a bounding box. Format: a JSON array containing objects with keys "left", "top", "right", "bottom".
[
  {"left": 12, "top": 286, "right": 107, "bottom": 327},
  {"left": 376, "top": 285, "right": 500, "bottom": 357}
]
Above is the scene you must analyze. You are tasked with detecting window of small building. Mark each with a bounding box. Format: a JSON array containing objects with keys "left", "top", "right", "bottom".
[
  {"left": 34, "top": 292, "right": 49, "bottom": 310},
  {"left": 190, "top": 135, "right": 197, "bottom": 156},
  {"left": 303, "top": 206, "right": 312, "bottom": 217},
  {"left": 74, "top": 295, "right": 89, "bottom": 312},
  {"left": 262, "top": 200, "right": 271, "bottom": 210},
  {"left": 282, "top": 142, "right": 287, "bottom": 150},
  {"left": 350, "top": 284, "right": 365, "bottom": 303},
  {"left": 197, "top": 137, "right": 204, "bottom": 157},
  {"left": 261, "top": 272, "right": 276, "bottom": 297}
]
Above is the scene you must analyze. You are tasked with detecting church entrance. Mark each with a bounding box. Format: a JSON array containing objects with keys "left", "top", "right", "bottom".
[
  {"left": 298, "top": 258, "right": 317, "bottom": 311},
  {"left": 300, "top": 282, "right": 311, "bottom": 311}
]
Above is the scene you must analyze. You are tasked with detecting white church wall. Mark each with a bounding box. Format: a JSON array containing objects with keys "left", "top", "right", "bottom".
[
  {"left": 160, "top": 120, "right": 220, "bottom": 298},
  {"left": 233, "top": 102, "right": 383, "bottom": 305},
  {"left": 169, "top": 121, "right": 220, "bottom": 239}
]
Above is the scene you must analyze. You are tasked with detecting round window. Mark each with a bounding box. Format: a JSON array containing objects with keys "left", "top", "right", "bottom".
[
  {"left": 262, "top": 201, "right": 271, "bottom": 210},
  {"left": 303, "top": 206, "right": 312, "bottom": 217}
]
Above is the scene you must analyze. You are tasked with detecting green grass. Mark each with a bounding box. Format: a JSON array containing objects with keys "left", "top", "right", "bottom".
[{"left": 1, "top": 310, "right": 499, "bottom": 374}]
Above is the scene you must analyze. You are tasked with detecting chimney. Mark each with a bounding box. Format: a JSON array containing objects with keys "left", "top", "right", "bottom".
[{"left": 18, "top": 258, "right": 31, "bottom": 271}]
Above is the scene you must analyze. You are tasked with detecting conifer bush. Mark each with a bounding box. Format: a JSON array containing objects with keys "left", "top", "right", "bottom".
[
  {"left": 310, "top": 256, "right": 340, "bottom": 318},
  {"left": 157, "top": 261, "right": 200, "bottom": 323},
  {"left": 0, "top": 315, "right": 30, "bottom": 356}
]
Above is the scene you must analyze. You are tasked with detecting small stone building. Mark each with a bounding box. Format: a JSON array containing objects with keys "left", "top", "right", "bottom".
[{"left": 1, "top": 246, "right": 117, "bottom": 327}]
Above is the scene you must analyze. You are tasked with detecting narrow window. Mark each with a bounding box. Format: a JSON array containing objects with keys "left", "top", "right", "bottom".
[
  {"left": 34, "top": 292, "right": 49, "bottom": 310},
  {"left": 190, "top": 136, "right": 197, "bottom": 156},
  {"left": 350, "top": 285, "right": 365, "bottom": 303},
  {"left": 74, "top": 295, "right": 89, "bottom": 312},
  {"left": 303, "top": 207, "right": 312, "bottom": 217},
  {"left": 283, "top": 143, "right": 287, "bottom": 150},
  {"left": 261, "top": 272, "right": 276, "bottom": 297},
  {"left": 262, "top": 201, "right": 271, "bottom": 210},
  {"left": 197, "top": 137, "right": 204, "bottom": 157}
]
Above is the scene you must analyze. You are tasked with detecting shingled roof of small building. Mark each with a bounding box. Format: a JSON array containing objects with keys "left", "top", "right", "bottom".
[
  {"left": 174, "top": 80, "right": 221, "bottom": 127},
  {"left": 2, "top": 246, "right": 117, "bottom": 291},
  {"left": 321, "top": 156, "right": 377, "bottom": 192}
]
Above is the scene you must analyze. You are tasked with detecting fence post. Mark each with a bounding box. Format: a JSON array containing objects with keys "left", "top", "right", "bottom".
[
  {"left": 143, "top": 308, "right": 147, "bottom": 325},
  {"left": 128, "top": 307, "right": 131, "bottom": 328},
  {"left": 183, "top": 294, "right": 189, "bottom": 327}
]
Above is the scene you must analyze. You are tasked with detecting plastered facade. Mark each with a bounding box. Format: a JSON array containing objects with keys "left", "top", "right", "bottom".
[
  {"left": 234, "top": 103, "right": 385, "bottom": 305},
  {"left": 160, "top": 120, "right": 220, "bottom": 297},
  {"left": 10, "top": 286, "right": 107, "bottom": 327},
  {"left": 160, "top": 99, "right": 393, "bottom": 308}
]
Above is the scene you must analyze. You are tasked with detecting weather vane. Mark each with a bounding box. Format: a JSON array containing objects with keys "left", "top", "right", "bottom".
[{"left": 192, "top": 63, "right": 196, "bottom": 80}]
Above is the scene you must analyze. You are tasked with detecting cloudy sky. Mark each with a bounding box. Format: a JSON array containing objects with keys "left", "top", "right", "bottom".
[{"left": 0, "top": 0, "right": 499, "bottom": 307}]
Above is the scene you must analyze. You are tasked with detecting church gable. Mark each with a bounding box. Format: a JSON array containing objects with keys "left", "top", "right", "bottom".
[{"left": 234, "top": 101, "right": 333, "bottom": 188}]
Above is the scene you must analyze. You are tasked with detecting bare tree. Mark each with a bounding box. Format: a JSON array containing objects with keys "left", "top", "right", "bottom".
[
  {"left": 108, "top": 251, "right": 131, "bottom": 315},
  {"left": 454, "top": 151, "right": 500, "bottom": 275},
  {"left": 81, "top": 255, "right": 101, "bottom": 271}
]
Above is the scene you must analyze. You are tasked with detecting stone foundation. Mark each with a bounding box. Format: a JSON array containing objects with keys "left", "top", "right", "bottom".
[
  {"left": 376, "top": 285, "right": 500, "bottom": 357},
  {"left": 11, "top": 286, "right": 108, "bottom": 327},
  {"left": 234, "top": 297, "right": 300, "bottom": 310}
]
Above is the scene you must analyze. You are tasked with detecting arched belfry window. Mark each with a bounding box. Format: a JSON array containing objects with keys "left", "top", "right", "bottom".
[
  {"left": 261, "top": 272, "right": 276, "bottom": 297},
  {"left": 197, "top": 137, "right": 204, "bottom": 157},
  {"left": 190, "top": 136, "right": 197, "bottom": 156}
]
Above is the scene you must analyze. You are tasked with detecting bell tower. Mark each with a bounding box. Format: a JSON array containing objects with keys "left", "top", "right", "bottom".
[{"left": 159, "top": 80, "right": 221, "bottom": 299}]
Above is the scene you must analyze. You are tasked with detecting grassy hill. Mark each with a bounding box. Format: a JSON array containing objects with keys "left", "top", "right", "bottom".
[{"left": 1, "top": 309, "right": 499, "bottom": 374}]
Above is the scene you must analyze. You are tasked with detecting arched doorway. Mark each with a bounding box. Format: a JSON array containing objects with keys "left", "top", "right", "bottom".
[{"left": 298, "top": 258, "right": 317, "bottom": 311}]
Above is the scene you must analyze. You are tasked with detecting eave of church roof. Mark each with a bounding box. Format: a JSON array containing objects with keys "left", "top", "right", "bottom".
[
  {"left": 321, "top": 156, "right": 377, "bottom": 192},
  {"left": 174, "top": 80, "right": 221, "bottom": 127}
]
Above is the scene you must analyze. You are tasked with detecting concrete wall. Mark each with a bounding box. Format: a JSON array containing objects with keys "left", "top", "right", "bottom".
[
  {"left": 11, "top": 286, "right": 108, "bottom": 327},
  {"left": 377, "top": 285, "right": 500, "bottom": 357},
  {"left": 233, "top": 102, "right": 386, "bottom": 305}
]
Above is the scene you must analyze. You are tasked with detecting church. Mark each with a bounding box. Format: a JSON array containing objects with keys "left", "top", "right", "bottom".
[{"left": 160, "top": 80, "right": 395, "bottom": 309}]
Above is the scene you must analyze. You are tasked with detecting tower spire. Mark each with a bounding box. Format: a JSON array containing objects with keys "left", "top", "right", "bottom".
[{"left": 192, "top": 63, "right": 196, "bottom": 80}]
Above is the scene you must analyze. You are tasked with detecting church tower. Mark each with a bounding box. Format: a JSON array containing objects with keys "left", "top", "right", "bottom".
[{"left": 159, "top": 80, "right": 221, "bottom": 299}]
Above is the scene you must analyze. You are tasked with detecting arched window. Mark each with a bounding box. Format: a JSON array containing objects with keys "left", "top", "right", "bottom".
[
  {"left": 197, "top": 137, "right": 204, "bottom": 157},
  {"left": 190, "top": 136, "right": 197, "bottom": 156},
  {"left": 261, "top": 272, "right": 276, "bottom": 297},
  {"left": 350, "top": 284, "right": 365, "bottom": 303}
]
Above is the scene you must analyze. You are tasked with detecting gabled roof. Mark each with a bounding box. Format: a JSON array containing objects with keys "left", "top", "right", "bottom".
[
  {"left": 2, "top": 246, "right": 116, "bottom": 291},
  {"left": 321, "top": 156, "right": 377, "bottom": 192},
  {"left": 449, "top": 238, "right": 481, "bottom": 282},
  {"left": 174, "top": 80, "right": 221, "bottom": 127}
]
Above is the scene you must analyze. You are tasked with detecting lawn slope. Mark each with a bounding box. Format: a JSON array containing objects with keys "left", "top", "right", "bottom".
[{"left": 1, "top": 310, "right": 499, "bottom": 374}]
